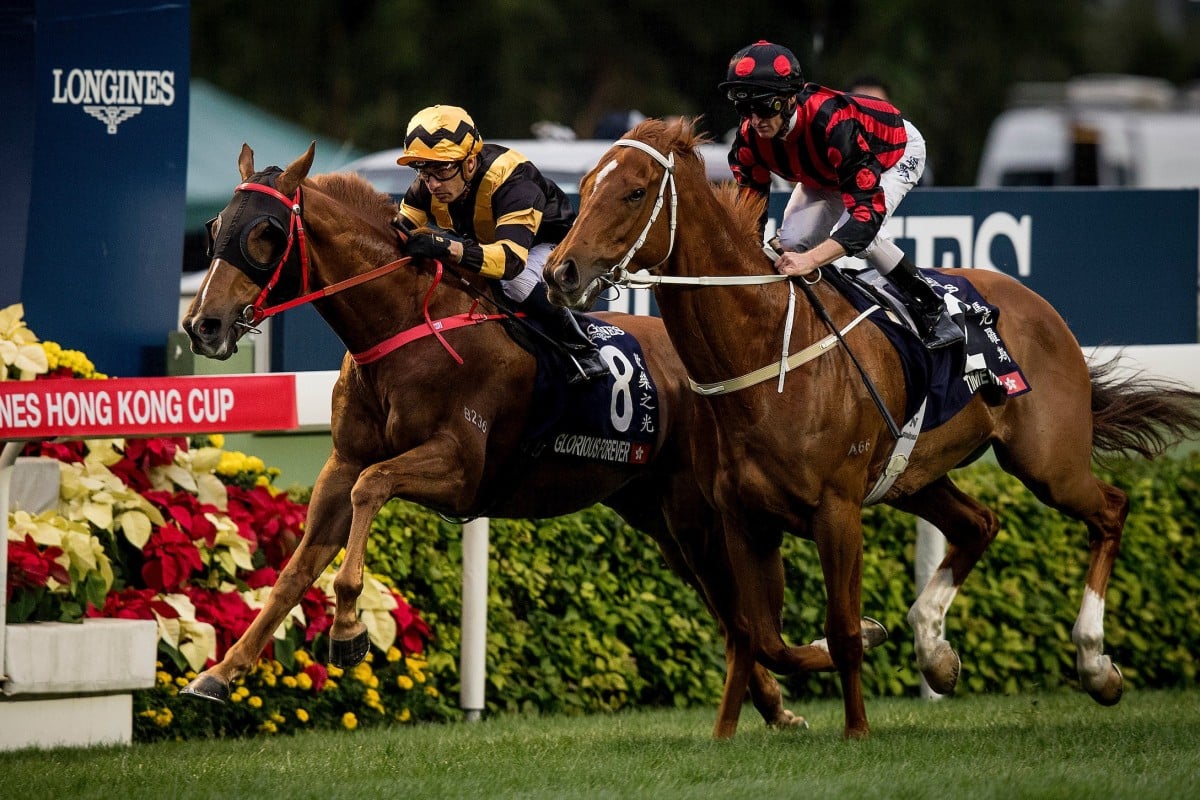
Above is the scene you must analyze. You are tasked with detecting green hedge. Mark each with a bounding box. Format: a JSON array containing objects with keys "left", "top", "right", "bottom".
[{"left": 366, "top": 455, "right": 1200, "bottom": 715}]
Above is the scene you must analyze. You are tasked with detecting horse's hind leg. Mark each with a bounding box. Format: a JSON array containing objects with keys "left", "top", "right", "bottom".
[
  {"left": 894, "top": 476, "right": 1000, "bottom": 695},
  {"left": 182, "top": 456, "right": 357, "bottom": 701},
  {"left": 994, "top": 403, "right": 1129, "bottom": 705}
]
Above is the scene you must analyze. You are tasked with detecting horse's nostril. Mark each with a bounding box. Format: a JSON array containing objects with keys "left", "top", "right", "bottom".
[{"left": 554, "top": 260, "right": 580, "bottom": 292}]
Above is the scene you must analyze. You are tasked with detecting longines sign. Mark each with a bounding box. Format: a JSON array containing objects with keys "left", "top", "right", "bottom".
[{"left": 50, "top": 67, "right": 176, "bottom": 134}]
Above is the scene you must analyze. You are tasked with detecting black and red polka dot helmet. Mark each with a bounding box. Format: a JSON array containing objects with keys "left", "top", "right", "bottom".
[{"left": 719, "top": 40, "right": 805, "bottom": 99}]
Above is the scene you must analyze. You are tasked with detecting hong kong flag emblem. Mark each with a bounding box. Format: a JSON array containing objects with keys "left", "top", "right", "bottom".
[
  {"left": 998, "top": 371, "right": 1030, "bottom": 396},
  {"left": 630, "top": 442, "right": 650, "bottom": 464}
]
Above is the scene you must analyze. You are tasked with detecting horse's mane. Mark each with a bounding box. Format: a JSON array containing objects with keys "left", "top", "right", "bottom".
[
  {"left": 623, "top": 117, "right": 765, "bottom": 246},
  {"left": 309, "top": 171, "right": 398, "bottom": 226}
]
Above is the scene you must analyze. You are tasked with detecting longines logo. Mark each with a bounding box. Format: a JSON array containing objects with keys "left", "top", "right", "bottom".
[{"left": 50, "top": 67, "right": 176, "bottom": 134}]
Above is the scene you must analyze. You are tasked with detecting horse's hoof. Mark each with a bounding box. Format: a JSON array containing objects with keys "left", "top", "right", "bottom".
[
  {"left": 861, "top": 617, "right": 888, "bottom": 650},
  {"left": 767, "top": 709, "right": 810, "bottom": 730},
  {"left": 329, "top": 630, "right": 370, "bottom": 667},
  {"left": 922, "top": 641, "right": 961, "bottom": 695},
  {"left": 1084, "top": 660, "right": 1124, "bottom": 706},
  {"left": 179, "top": 673, "right": 230, "bottom": 703}
]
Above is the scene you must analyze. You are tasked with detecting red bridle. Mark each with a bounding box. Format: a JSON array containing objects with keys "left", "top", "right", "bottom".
[{"left": 229, "top": 181, "right": 513, "bottom": 366}]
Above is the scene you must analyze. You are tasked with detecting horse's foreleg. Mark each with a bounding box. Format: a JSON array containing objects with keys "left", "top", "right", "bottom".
[
  {"left": 182, "top": 456, "right": 357, "bottom": 702},
  {"left": 895, "top": 477, "right": 999, "bottom": 695},
  {"left": 329, "top": 439, "right": 475, "bottom": 667},
  {"left": 812, "top": 494, "right": 869, "bottom": 740}
]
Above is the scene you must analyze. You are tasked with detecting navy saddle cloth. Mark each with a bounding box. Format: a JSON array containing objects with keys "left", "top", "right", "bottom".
[
  {"left": 822, "top": 266, "right": 1032, "bottom": 431},
  {"left": 510, "top": 313, "right": 661, "bottom": 466}
]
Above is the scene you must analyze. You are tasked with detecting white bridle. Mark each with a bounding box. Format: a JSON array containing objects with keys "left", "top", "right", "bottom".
[
  {"left": 606, "top": 138, "right": 678, "bottom": 281},
  {"left": 607, "top": 138, "right": 789, "bottom": 288}
]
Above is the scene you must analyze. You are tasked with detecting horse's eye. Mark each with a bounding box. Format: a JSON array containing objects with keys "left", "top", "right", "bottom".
[{"left": 627, "top": 188, "right": 646, "bottom": 202}]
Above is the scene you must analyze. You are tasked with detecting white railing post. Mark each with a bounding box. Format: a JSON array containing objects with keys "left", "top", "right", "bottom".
[{"left": 459, "top": 517, "right": 490, "bottom": 721}]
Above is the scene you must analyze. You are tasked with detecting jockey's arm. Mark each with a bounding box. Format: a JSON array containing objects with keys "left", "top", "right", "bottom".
[{"left": 774, "top": 238, "right": 847, "bottom": 277}]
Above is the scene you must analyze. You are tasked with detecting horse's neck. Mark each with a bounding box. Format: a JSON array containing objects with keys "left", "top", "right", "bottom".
[
  {"left": 303, "top": 188, "right": 479, "bottom": 355},
  {"left": 655, "top": 191, "right": 824, "bottom": 385}
]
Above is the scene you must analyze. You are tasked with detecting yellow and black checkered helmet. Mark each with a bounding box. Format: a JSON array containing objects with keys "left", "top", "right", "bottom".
[{"left": 397, "top": 105, "right": 484, "bottom": 166}]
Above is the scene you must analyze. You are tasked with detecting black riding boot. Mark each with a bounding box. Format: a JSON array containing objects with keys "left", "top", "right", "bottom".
[
  {"left": 521, "top": 284, "right": 609, "bottom": 384},
  {"left": 885, "top": 257, "right": 964, "bottom": 350}
]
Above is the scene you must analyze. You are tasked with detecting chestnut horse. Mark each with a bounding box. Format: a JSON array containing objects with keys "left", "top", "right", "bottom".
[
  {"left": 177, "top": 142, "right": 883, "bottom": 724},
  {"left": 545, "top": 117, "right": 1200, "bottom": 739}
]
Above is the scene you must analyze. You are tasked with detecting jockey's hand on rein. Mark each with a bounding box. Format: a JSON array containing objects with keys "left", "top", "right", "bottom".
[{"left": 407, "top": 230, "right": 464, "bottom": 263}]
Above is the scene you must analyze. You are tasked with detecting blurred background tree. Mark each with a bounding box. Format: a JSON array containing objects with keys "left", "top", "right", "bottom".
[{"left": 191, "top": 0, "right": 1200, "bottom": 186}]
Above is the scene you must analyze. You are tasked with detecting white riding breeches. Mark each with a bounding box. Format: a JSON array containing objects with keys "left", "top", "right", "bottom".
[
  {"left": 777, "top": 119, "right": 926, "bottom": 275},
  {"left": 501, "top": 242, "right": 553, "bottom": 302}
]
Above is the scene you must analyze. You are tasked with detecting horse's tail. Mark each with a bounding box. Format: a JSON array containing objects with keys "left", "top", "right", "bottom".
[{"left": 1089, "top": 354, "right": 1200, "bottom": 463}]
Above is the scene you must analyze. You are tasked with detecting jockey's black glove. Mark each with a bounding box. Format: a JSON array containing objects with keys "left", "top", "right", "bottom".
[{"left": 406, "top": 229, "right": 465, "bottom": 262}]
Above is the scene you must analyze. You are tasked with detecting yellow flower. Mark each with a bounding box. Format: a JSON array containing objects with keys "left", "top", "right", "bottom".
[
  {"left": 352, "top": 662, "right": 373, "bottom": 683},
  {"left": 156, "top": 671, "right": 173, "bottom": 687},
  {"left": 324, "top": 679, "right": 338, "bottom": 692},
  {"left": 397, "top": 708, "right": 411, "bottom": 723},
  {"left": 341, "top": 712, "right": 358, "bottom": 731},
  {"left": 296, "top": 673, "right": 313, "bottom": 691},
  {"left": 270, "top": 713, "right": 286, "bottom": 724},
  {"left": 396, "top": 675, "right": 414, "bottom": 691},
  {"left": 259, "top": 721, "right": 278, "bottom": 735},
  {"left": 364, "top": 689, "right": 380, "bottom": 704},
  {"left": 424, "top": 686, "right": 439, "bottom": 698},
  {"left": 174, "top": 677, "right": 189, "bottom": 688},
  {"left": 282, "top": 676, "right": 298, "bottom": 689},
  {"left": 295, "top": 708, "right": 310, "bottom": 723},
  {"left": 208, "top": 434, "right": 225, "bottom": 448},
  {"left": 248, "top": 696, "right": 263, "bottom": 709},
  {"left": 294, "top": 650, "right": 312, "bottom": 668},
  {"left": 327, "top": 664, "right": 344, "bottom": 678},
  {"left": 386, "top": 647, "right": 402, "bottom": 663},
  {"left": 155, "top": 708, "right": 174, "bottom": 728}
]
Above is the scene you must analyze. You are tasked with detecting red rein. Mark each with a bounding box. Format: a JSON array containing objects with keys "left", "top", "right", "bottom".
[{"left": 232, "top": 182, "right": 511, "bottom": 366}]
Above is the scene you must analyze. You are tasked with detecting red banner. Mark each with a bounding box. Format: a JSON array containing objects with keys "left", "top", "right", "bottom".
[{"left": 0, "top": 375, "right": 298, "bottom": 440}]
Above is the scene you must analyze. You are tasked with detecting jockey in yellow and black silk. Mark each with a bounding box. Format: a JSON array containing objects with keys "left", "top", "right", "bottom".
[{"left": 394, "top": 105, "right": 607, "bottom": 383}]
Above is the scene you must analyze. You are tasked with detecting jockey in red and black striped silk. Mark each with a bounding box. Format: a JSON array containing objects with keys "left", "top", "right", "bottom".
[{"left": 722, "top": 41, "right": 962, "bottom": 350}]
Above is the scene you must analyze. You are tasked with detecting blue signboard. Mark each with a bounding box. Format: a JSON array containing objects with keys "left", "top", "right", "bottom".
[
  {"left": 765, "top": 188, "right": 1199, "bottom": 347},
  {"left": 265, "top": 186, "right": 1199, "bottom": 371},
  {"left": 2, "top": 0, "right": 189, "bottom": 377}
]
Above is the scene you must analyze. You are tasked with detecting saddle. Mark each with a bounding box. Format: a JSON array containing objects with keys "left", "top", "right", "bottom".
[
  {"left": 822, "top": 265, "right": 1032, "bottom": 432},
  {"left": 502, "top": 312, "right": 661, "bottom": 466}
]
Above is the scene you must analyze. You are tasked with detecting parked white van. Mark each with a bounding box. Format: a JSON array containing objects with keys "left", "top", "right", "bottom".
[{"left": 976, "top": 75, "right": 1200, "bottom": 188}]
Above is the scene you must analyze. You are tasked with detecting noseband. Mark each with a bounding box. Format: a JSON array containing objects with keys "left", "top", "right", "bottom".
[
  {"left": 219, "top": 177, "right": 313, "bottom": 328},
  {"left": 605, "top": 138, "right": 678, "bottom": 283}
]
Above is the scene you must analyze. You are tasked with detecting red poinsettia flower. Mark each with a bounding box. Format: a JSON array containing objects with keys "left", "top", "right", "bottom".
[
  {"left": 143, "top": 489, "right": 241, "bottom": 551},
  {"left": 243, "top": 567, "right": 277, "bottom": 590},
  {"left": 226, "top": 484, "right": 306, "bottom": 565},
  {"left": 108, "top": 438, "right": 188, "bottom": 493},
  {"left": 86, "top": 587, "right": 179, "bottom": 620},
  {"left": 6, "top": 535, "right": 70, "bottom": 600},
  {"left": 184, "top": 586, "right": 259, "bottom": 658},
  {"left": 390, "top": 590, "right": 431, "bottom": 656},
  {"left": 21, "top": 440, "right": 86, "bottom": 463},
  {"left": 303, "top": 661, "right": 328, "bottom": 693},
  {"left": 141, "top": 522, "right": 204, "bottom": 592},
  {"left": 299, "top": 585, "right": 332, "bottom": 640}
]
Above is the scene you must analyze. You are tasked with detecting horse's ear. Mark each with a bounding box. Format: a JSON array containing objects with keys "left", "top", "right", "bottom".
[
  {"left": 277, "top": 142, "right": 316, "bottom": 196},
  {"left": 238, "top": 144, "right": 255, "bottom": 181}
]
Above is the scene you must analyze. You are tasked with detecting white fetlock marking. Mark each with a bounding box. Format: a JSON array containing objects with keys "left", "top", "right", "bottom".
[
  {"left": 808, "top": 637, "right": 830, "bottom": 654},
  {"left": 908, "top": 568, "right": 958, "bottom": 667},
  {"left": 1072, "top": 587, "right": 1107, "bottom": 683}
]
